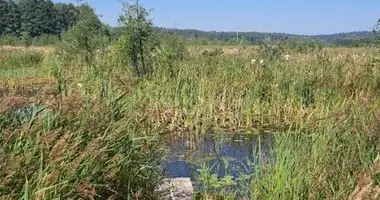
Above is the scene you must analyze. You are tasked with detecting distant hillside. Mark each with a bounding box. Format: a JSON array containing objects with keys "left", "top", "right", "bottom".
[
  {"left": 154, "top": 27, "right": 376, "bottom": 46},
  {"left": 307, "top": 31, "right": 375, "bottom": 45},
  {"left": 309, "top": 31, "right": 374, "bottom": 41}
]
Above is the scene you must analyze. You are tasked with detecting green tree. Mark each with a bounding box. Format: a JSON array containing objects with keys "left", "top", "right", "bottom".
[
  {"left": 39, "top": 0, "right": 56, "bottom": 35},
  {"left": 59, "top": 4, "right": 108, "bottom": 66},
  {"left": 19, "top": 0, "right": 58, "bottom": 37},
  {"left": 1, "top": 0, "right": 77, "bottom": 38},
  {"left": 19, "top": 0, "right": 42, "bottom": 37},
  {"left": 0, "top": 0, "right": 8, "bottom": 36},
  {"left": 54, "top": 3, "right": 77, "bottom": 36},
  {"left": 5, "top": 0, "right": 21, "bottom": 36},
  {"left": 117, "top": 0, "right": 157, "bottom": 77}
]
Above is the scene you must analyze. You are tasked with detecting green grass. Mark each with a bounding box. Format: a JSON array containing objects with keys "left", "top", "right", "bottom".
[
  {"left": 0, "top": 50, "right": 43, "bottom": 69},
  {"left": 1, "top": 92, "right": 164, "bottom": 199},
  {"left": 0, "top": 50, "right": 52, "bottom": 80},
  {"left": 1, "top": 43, "right": 380, "bottom": 199}
]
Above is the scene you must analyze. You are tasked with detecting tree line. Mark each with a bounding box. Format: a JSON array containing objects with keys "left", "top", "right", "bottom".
[
  {"left": 154, "top": 27, "right": 377, "bottom": 47},
  {"left": 0, "top": 0, "right": 79, "bottom": 38},
  {"left": 0, "top": 0, "right": 377, "bottom": 47}
]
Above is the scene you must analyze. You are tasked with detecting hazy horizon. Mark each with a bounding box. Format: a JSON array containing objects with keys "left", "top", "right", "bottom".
[
  {"left": 153, "top": 27, "right": 373, "bottom": 36},
  {"left": 53, "top": 0, "right": 380, "bottom": 35}
]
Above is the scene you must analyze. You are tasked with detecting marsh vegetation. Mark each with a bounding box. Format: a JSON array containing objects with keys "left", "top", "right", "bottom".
[{"left": 2, "top": 1, "right": 380, "bottom": 200}]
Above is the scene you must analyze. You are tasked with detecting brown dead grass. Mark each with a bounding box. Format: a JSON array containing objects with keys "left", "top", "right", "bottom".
[
  {"left": 0, "top": 96, "right": 31, "bottom": 113},
  {"left": 0, "top": 77, "right": 55, "bottom": 102},
  {"left": 349, "top": 155, "right": 380, "bottom": 200},
  {"left": 0, "top": 76, "right": 55, "bottom": 87},
  {"left": 0, "top": 45, "right": 55, "bottom": 55}
]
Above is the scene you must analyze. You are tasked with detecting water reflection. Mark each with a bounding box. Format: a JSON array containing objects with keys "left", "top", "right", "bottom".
[{"left": 162, "top": 133, "right": 274, "bottom": 180}]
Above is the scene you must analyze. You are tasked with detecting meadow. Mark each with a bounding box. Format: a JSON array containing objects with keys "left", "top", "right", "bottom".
[{"left": 1, "top": 39, "right": 380, "bottom": 200}]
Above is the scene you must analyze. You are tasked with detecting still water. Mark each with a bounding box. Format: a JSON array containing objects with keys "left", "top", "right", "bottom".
[{"left": 162, "top": 133, "right": 274, "bottom": 181}]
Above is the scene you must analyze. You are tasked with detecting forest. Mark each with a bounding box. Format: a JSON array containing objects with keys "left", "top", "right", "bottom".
[
  {"left": 0, "top": 0, "right": 376, "bottom": 47},
  {"left": 155, "top": 27, "right": 375, "bottom": 46},
  {"left": 0, "top": 0, "right": 79, "bottom": 37}
]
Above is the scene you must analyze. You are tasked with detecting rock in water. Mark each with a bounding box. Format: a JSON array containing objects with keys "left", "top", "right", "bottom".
[{"left": 156, "top": 178, "right": 193, "bottom": 200}]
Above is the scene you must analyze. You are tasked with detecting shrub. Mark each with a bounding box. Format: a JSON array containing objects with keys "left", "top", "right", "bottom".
[
  {"left": 257, "top": 37, "right": 285, "bottom": 62},
  {"left": 116, "top": 0, "right": 158, "bottom": 77},
  {"left": 58, "top": 4, "right": 109, "bottom": 67}
]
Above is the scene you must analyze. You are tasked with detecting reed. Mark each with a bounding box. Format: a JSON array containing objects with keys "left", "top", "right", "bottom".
[{"left": 1, "top": 43, "right": 380, "bottom": 199}]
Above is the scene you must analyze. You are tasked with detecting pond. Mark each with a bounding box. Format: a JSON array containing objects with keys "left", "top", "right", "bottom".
[{"left": 162, "top": 133, "right": 274, "bottom": 183}]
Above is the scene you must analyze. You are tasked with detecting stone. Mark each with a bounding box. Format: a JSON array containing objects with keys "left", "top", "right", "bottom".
[{"left": 156, "top": 178, "right": 194, "bottom": 200}]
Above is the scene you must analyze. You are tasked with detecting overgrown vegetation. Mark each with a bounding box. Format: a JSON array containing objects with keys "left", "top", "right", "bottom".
[{"left": 1, "top": 2, "right": 380, "bottom": 200}]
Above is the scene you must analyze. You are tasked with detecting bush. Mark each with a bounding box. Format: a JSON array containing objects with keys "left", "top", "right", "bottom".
[
  {"left": 257, "top": 37, "right": 285, "bottom": 62},
  {"left": 57, "top": 4, "right": 110, "bottom": 66},
  {"left": 116, "top": 0, "right": 158, "bottom": 77},
  {"left": 201, "top": 48, "right": 223, "bottom": 57},
  {"left": 158, "top": 34, "right": 188, "bottom": 61}
]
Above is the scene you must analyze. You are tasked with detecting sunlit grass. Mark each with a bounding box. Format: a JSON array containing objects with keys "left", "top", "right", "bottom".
[{"left": 1, "top": 43, "right": 380, "bottom": 199}]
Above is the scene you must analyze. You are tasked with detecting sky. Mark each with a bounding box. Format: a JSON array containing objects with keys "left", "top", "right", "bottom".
[{"left": 53, "top": 0, "right": 380, "bottom": 35}]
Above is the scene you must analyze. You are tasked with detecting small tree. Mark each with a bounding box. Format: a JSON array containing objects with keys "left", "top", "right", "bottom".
[
  {"left": 117, "top": 0, "right": 157, "bottom": 77},
  {"left": 59, "top": 4, "right": 108, "bottom": 66},
  {"left": 374, "top": 19, "right": 380, "bottom": 46},
  {"left": 20, "top": 31, "right": 31, "bottom": 46}
]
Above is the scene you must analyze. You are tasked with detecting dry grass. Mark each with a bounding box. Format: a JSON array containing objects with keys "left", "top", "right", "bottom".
[
  {"left": 0, "top": 45, "right": 55, "bottom": 54},
  {"left": 2, "top": 43, "right": 380, "bottom": 199}
]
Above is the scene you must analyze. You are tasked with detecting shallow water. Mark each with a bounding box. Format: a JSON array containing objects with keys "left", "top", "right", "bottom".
[{"left": 162, "top": 133, "right": 274, "bottom": 181}]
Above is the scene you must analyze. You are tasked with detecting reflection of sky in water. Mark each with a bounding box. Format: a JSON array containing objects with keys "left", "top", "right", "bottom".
[{"left": 162, "top": 133, "right": 274, "bottom": 180}]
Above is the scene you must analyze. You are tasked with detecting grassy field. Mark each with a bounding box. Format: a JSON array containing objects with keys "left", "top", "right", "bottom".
[{"left": 1, "top": 43, "right": 380, "bottom": 199}]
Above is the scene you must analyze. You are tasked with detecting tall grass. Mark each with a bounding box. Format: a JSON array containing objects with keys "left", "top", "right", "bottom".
[
  {"left": 251, "top": 100, "right": 380, "bottom": 199},
  {"left": 1, "top": 90, "right": 164, "bottom": 199},
  {"left": 119, "top": 47, "right": 379, "bottom": 134},
  {"left": 1, "top": 39, "right": 380, "bottom": 199},
  {"left": 0, "top": 49, "right": 52, "bottom": 81},
  {"left": 175, "top": 46, "right": 380, "bottom": 199},
  {"left": 0, "top": 35, "right": 59, "bottom": 46}
]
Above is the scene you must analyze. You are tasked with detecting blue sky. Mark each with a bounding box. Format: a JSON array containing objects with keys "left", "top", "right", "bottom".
[{"left": 53, "top": 0, "right": 380, "bottom": 35}]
